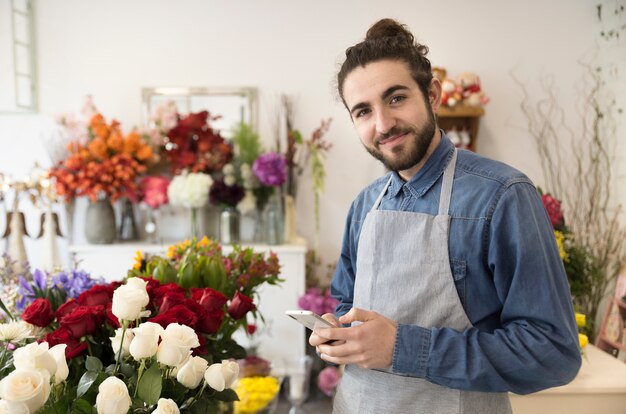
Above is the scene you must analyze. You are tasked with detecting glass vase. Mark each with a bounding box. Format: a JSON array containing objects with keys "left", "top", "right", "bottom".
[
  {"left": 118, "top": 197, "right": 138, "bottom": 241},
  {"left": 144, "top": 207, "right": 159, "bottom": 244},
  {"left": 219, "top": 206, "right": 240, "bottom": 245},
  {"left": 190, "top": 206, "right": 202, "bottom": 240},
  {"left": 265, "top": 194, "right": 284, "bottom": 245}
]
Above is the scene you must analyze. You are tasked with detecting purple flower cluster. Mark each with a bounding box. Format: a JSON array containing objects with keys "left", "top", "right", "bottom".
[
  {"left": 52, "top": 269, "right": 103, "bottom": 299},
  {"left": 16, "top": 268, "right": 103, "bottom": 311},
  {"left": 318, "top": 366, "right": 341, "bottom": 396},
  {"left": 297, "top": 287, "right": 339, "bottom": 316},
  {"left": 209, "top": 178, "right": 245, "bottom": 207},
  {"left": 252, "top": 152, "right": 287, "bottom": 187}
]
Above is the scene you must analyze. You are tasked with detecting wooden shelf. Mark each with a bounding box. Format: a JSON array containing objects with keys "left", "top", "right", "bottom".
[{"left": 436, "top": 105, "right": 485, "bottom": 152}]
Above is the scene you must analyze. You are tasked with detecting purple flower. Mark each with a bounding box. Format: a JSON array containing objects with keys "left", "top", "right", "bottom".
[
  {"left": 52, "top": 269, "right": 102, "bottom": 298},
  {"left": 298, "top": 288, "right": 339, "bottom": 315},
  {"left": 318, "top": 366, "right": 341, "bottom": 396},
  {"left": 252, "top": 152, "right": 287, "bottom": 186},
  {"left": 16, "top": 270, "right": 48, "bottom": 311}
]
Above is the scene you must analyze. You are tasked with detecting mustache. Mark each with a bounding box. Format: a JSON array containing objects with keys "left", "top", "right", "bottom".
[{"left": 375, "top": 126, "right": 413, "bottom": 145}]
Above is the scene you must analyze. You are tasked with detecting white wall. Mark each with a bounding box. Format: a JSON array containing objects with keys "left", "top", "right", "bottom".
[{"left": 0, "top": 0, "right": 621, "bottom": 272}]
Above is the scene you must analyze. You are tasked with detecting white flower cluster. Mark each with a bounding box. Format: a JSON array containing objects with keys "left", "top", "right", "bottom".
[
  {"left": 0, "top": 342, "right": 68, "bottom": 413},
  {"left": 167, "top": 172, "right": 213, "bottom": 209}
]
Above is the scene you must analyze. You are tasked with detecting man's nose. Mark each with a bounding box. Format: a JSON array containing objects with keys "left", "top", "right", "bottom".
[{"left": 375, "top": 108, "right": 396, "bottom": 135}]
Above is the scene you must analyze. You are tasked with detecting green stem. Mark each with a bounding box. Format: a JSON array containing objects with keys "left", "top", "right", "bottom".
[
  {"left": 134, "top": 359, "right": 146, "bottom": 398},
  {"left": 183, "top": 382, "right": 207, "bottom": 409},
  {"left": 114, "top": 321, "right": 128, "bottom": 375}
]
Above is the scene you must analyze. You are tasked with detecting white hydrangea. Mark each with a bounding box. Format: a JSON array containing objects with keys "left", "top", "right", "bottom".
[{"left": 167, "top": 173, "right": 213, "bottom": 208}]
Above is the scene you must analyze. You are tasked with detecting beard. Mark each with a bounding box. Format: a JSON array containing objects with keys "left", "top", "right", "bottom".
[{"left": 364, "top": 107, "right": 437, "bottom": 172}]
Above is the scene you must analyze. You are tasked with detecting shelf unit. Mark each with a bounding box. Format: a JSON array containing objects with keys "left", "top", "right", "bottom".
[
  {"left": 595, "top": 298, "right": 626, "bottom": 359},
  {"left": 436, "top": 105, "right": 485, "bottom": 152}
]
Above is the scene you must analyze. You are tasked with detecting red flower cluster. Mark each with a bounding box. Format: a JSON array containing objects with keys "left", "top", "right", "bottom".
[
  {"left": 223, "top": 250, "right": 281, "bottom": 290},
  {"left": 21, "top": 275, "right": 258, "bottom": 360},
  {"left": 541, "top": 193, "right": 564, "bottom": 228},
  {"left": 165, "top": 111, "right": 233, "bottom": 174}
]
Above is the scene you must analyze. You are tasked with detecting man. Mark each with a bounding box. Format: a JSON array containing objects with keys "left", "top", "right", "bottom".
[{"left": 309, "top": 18, "right": 581, "bottom": 414}]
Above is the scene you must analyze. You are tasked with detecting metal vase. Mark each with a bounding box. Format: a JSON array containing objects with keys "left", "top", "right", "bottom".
[
  {"left": 85, "top": 198, "right": 116, "bottom": 244},
  {"left": 219, "top": 206, "right": 240, "bottom": 245}
]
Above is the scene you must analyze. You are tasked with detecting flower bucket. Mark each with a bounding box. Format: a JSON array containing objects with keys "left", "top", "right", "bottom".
[{"left": 85, "top": 198, "right": 116, "bottom": 244}]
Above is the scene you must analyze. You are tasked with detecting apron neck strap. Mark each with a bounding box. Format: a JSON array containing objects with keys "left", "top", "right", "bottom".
[
  {"left": 370, "top": 148, "right": 458, "bottom": 214},
  {"left": 438, "top": 148, "right": 457, "bottom": 216}
]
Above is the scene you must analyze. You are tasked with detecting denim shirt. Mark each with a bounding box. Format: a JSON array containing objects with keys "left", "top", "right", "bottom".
[{"left": 331, "top": 135, "right": 581, "bottom": 395}]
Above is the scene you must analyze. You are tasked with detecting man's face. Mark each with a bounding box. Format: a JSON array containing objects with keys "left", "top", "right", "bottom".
[{"left": 342, "top": 60, "right": 440, "bottom": 179}]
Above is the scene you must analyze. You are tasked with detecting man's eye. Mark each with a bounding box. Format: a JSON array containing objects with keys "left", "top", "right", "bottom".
[
  {"left": 355, "top": 109, "right": 370, "bottom": 118},
  {"left": 390, "top": 95, "right": 405, "bottom": 104}
]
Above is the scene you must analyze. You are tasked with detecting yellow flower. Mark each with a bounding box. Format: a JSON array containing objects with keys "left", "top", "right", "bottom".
[
  {"left": 133, "top": 250, "right": 143, "bottom": 270},
  {"left": 234, "top": 376, "right": 280, "bottom": 414},
  {"left": 554, "top": 230, "right": 569, "bottom": 262},
  {"left": 575, "top": 313, "right": 586, "bottom": 329},
  {"left": 578, "top": 333, "right": 588, "bottom": 349},
  {"left": 197, "top": 236, "right": 210, "bottom": 248}
]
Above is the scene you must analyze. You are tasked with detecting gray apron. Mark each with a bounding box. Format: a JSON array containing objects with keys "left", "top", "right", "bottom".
[{"left": 333, "top": 150, "right": 511, "bottom": 414}]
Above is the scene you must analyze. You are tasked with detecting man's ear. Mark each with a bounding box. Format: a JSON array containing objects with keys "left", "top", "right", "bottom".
[{"left": 428, "top": 78, "right": 442, "bottom": 112}]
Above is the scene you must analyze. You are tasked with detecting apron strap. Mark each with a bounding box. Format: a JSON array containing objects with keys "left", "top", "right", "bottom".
[
  {"left": 371, "top": 176, "right": 393, "bottom": 211},
  {"left": 438, "top": 148, "right": 457, "bottom": 216}
]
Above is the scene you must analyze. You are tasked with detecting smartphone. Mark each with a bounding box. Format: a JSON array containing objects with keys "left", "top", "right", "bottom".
[{"left": 285, "top": 310, "right": 336, "bottom": 331}]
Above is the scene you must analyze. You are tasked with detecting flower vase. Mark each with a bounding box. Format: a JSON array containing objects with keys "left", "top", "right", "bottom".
[
  {"left": 253, "top": 205, "right": 266, "bottom": 243},
  {"left": 219, "top": 206, "right": 240, "bottom": 245},
  {"left": 118, "top": 197, "right": 139, "bottom": 241},
  {"left": 144, "top": 207, "right": 159, "bottom": 244},
  {"left": 265, "top": 194, "right": 283, "bottom": 245},
  {"left": 85, "top": 198, "right": 117, "bottom": 244},
  {"left": 283, "top": 194, "right": 298, "bottom": 244},
  {"left": 190, "top": 206, "right": 202, "bottom": 239}
]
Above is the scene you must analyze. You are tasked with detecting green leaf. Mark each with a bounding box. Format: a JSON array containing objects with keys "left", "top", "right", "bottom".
[
  {"left": 137, "top": 363, "right": 162, "bottom": 405},
  {"left": 76, "top": 371, "right": 98, "bottom": 398},
  {"left": 153, "top": 261, "right": 167, "bottom": 283},
  {"left": 85, "top": 356, "right": 103, "bottom": 372},
  {"left": 0, "top": 296, "right": 13, "bottom": 321},
  {"left": 179, "top": 262, "right": 194, "bottom": 289},
  {"left": 214, "top": 388, "right": 239, "bottom": 402},
  {"left": 73, "top": 398, "right": 97, "bottom": 414}
]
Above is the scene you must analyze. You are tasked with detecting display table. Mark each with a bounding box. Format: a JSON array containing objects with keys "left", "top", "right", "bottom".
[
  {"left": 510, "top": 344, "right": 626, "bottom": 414},
  {"left": 68, "top": 242, "right": 307, "bottom": 371}
]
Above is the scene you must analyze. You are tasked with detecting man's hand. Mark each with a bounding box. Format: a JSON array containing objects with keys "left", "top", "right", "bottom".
[
  {"left": 312, "top": 308, "right": 397, "bottom": 370},
  {"left": 309, "top": 313, "right": 342, "bottom": 347}
]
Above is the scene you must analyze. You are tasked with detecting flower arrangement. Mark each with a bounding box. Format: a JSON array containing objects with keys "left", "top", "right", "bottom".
[
  {"left": 0, "top": 237, "right": 283, "bottom": 413},
  {"left": 297, "top": 288, "right": 338, "bottom": 317},
  {"left": 317, "top": 366, "right": 341, "bottom": 397},
  {"left": 251, "top": 152, "right": 287, "bottom": 213},
  {"left": 139, "top": 176, "right": 171, "bottom": 210},
  {"left": 49, "top": 97, "right": 155, "bottom": 202},
  {"left": 167, "top": 172, "right": 213, "bottom": 238},
  {"left": 163, "top": 111, "right": 233, "bottom": 175},
  {"left": 233, "top": 375, "right": 280, "bottom": 414}
]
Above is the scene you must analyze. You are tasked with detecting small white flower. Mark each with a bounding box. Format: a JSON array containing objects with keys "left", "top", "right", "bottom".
[
  {"left": 167, "top": 173, "right": 213, "bottom": 208},
  {"left": 153, "top": 398, "right": 180, "bottom": 414},
  {"left": 176, "top": 356, "right": 208, "bottom": 389},
  {"left": 48, "top": 344, "right": 68, "bottom": 385},
  {"left": 110, "top": 328, "right": 135, "bottom": 357},
  {"left": 224, "top": 175, "right": 236, "bottom": 187},
  {"left": 237, "top": 191, "right": 256, "bottom": 215},
  {"left": 204, "top": 360, "right": 239, "bottom": 392},
  {"left": 111, "top": 278, "right": 150, "bottom": 322},
  {"left": 129, "top": 322, "right": 163, "bottom": 360},
  {"left": 0, "top": 321, "right": 36, "bottom": 342},
  {"left": 12, "top": 342, "right": 57, "bottom": 378},
  {"left": 95, "top": 377, "right": 131, "bottom": 414},
  {"left": 222, "top": 164, "right": 235, "bottom": 175}
]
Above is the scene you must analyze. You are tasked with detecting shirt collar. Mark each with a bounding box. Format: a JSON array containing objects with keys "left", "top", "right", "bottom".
[{"left": 387, "top": 132, "right": 455, "bottom": 199}]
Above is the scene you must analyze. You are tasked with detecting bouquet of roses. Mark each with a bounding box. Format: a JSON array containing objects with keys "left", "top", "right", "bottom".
[{"left": 49, "top": 97, "right": 155, "bottom": 203}]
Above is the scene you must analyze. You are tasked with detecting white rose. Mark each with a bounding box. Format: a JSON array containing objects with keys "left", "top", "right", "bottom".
[
  {"left": 157, "top": 324, "right": 200, "bottom": 367},
  {"left": 0, "top": 369, "right": 51, "bottom": 413},
  {"left": 111, "top": 278, "right": 150, "bottom": 321},
  {"left": 12, "top": 342, "right": 57, "bottom": 378},
  {"left": 152, "top": 398, "right": 180, "bottom": 414},
  {"left": 176, "top": 356, "right": 208, "bottom": 389},
  {"left": 48, "top": 344, "right": 68, "bottom": 385},
  {"left": 0, "top": 399, "right": 29, "bottom": 414},
  {"left": 129, "top": 322, "right": 163, "bottom": 360},
  {"left": 95, "top": 377, "right": 131, "bottom": 414},
  {"left": 110, "top": 327, "right": 135, "bottom": 357},
  {"left": 204, "top": 361, "right": 239, "bottom": 392},
  {"left": 184, "top": 173, "right": 213, "bottom": 208}
]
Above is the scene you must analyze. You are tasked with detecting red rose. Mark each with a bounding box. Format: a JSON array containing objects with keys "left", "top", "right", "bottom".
[
  {"left": 42, "top": 327, "right": 88, "bottom": 359},
  {"left": 78, "top": 284, "right": 115, "bottom": 307},
  {"left": 159, "top": 291, "right": 187, "bottom": 313},
  {"left": 55, "top": 299, "right": 79, "bottom": 320},
  {"left": 106, "top": 303, "right": 121, "bottom": 329},
  {"left": 191, "top": 288, "right": 228, "bottom": 311},
  {"left": 149, "top": 304, "right": 198, "bottom": 329},
  {"left": 59, "top": 305, "right": 104, "bottom": 338},
  {"left": 247, "top": 324, "right": 257, "bottom": 335},
  {"left": 153, "top": 283, "right": 186, "bottom": 308},
  {"left": 227, "top": 292, "right": 256, "bottom": 320},
  {"left": 22, "top": 298, "right": 54, "bottom": 327},
  {"left": 185, "top": 299, "right": 223, "bottom": 334}
]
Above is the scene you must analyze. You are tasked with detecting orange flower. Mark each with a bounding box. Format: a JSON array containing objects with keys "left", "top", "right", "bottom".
[
  {"left": 88, "top": 138, "right": 108, "bottom": 159},
  {"left": 123, "top": 131, "right": 141, "bottom": 154},
  {"left": 135, "top": 145, "right": 153, "bottom": 162},
  {"left": 107, "top": 132, "right": 124, "bottom": 152}
]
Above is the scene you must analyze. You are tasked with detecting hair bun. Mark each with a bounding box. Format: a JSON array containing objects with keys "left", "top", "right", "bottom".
[{"left": 365, "top": 18, "right": 414, "bottom": 44}]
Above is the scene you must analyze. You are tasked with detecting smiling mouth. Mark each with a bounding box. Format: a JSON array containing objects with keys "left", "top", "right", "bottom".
[{"left": 378, "top": 132, "right": 408, "bottom": 147}]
